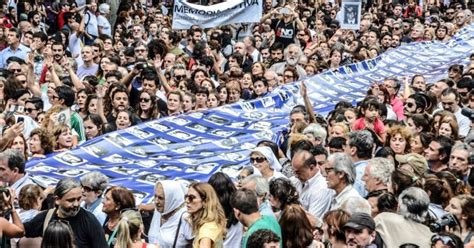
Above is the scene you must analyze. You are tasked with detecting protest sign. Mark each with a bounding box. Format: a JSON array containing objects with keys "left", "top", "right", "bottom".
[
  {"left": 340, "top": 0, "right": 362, "bottom": 30},
  {"left": 26, "top": 24, "right": 474, "bottom": 204},
  {"left": 172, "top": 0, "right": 263, "bottom": 29}
]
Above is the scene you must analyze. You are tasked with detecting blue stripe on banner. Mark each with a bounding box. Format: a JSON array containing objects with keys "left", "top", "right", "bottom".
[{"left": 26, "top": 24, "right": 474, "bottom": 204}]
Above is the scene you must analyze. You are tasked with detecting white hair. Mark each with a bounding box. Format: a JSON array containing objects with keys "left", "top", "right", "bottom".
[
  {"left": 341, "top": 197, "right": 371, "bottom": 216},
  {"left": 367, "top": 158, "right": 395, "bottom": 185}
]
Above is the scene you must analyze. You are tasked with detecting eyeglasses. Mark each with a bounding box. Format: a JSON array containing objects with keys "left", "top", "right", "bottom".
[
  {"left": 135, "top": 49, "right": 146, "bottom": 53},
  {"left": 174, "top": 75, "right": 185, "bottom": 81},
  {"left": 140, "top": 98, "right": 151, "bottom": 103},
  {"left": 393, "top": 27, "right": 400, "bottom": 30},
  {"left": 446, "top": 11, "right": 455, "bottom": 15},
  {"left": 184, "top": 194, "right": 199, "bottom": 202},
  {"left": 25, "top": 108, "right": 36, "bottom": 113},
  {"left": 405, "top": 102, "right": 414, "bottom": 108},
  {"left": 284, "top": 74, "right": 294, "bottom": 78},
  {"left": 9, "top": 69, "right": 21, "bottom": 73},
  {"left": 250, "top": 157, "right": 266, "bottom": 163}
]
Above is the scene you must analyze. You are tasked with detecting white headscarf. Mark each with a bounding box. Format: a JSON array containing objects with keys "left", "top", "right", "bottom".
[
  {"left": 159, "top": 180, "right": 185, "bottom": 215},
  {"left": 251, "top": 146, "right": 282, "bottom": 172}
]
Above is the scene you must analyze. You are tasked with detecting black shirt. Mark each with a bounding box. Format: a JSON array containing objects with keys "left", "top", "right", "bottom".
[
  {"left": 271, "top": 19, "right": 296, "bottom": 48},
  {"left": 24, "top": 208, "right": 108, "bottom": 248}
]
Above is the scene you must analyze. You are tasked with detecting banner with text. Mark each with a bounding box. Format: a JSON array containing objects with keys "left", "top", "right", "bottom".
[
  {"left": 26, "top": 25, "right": 474, "bottom": 204},
  {"left": 172, "top": 0, "right": 263, "bottom": 29}
]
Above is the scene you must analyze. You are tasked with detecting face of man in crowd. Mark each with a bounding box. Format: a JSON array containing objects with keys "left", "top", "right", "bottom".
[
  {"left": 7, "top": 30, "right": 19, "bottom": 46},
  {"left": 449, "top": 149, "right": 469, "bottom": 176},
  {"left": 52, "top": 44, "right": 64, "bottom": 62},
  {"left": 56, "top": 187, "right": 82, "bottom": 218},
  {"left": 430, "top": 81, "right": 448, "bottom": 98},
  {"left": 271, "top": 49, "right": 283, "bottom": 61},
  {"left": 424, "top": 141, "right": 443, "bottom": 162},
  {"left": 440, "top": 92, "right": 459, "bottom": 113},
  {"left": 345, "top": 228, "right": 374, "bottom": 248},
  {"left": 81, "top": 46, "right": 94, "bottom": 62}
]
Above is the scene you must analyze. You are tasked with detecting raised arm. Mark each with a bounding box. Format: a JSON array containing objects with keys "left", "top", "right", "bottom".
[{"left": 96, "top": 85, "right": 108, "bottom": 124}]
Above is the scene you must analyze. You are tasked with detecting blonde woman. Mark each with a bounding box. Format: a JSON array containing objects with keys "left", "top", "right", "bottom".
[
  {"left": 186, "top": 183, "right": 226, "bottom": 248},
  {"left": 114, "top": 210, "right": 158, "bottom": 248}
]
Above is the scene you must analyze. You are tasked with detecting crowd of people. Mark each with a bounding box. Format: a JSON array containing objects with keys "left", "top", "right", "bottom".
[{"left": 0, "top": 0, "right": 472, "bottom": 247}]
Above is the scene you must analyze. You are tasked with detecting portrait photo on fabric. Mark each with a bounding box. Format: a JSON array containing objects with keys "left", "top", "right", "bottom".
[{"left": 55, "top": 152, "right": 86, "bottom": 166}]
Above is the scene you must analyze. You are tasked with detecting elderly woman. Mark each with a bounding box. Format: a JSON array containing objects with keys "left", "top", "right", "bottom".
[
  {"left": 80, "top": 172, "right": 109, "bottom": 225},
  {"left": 28, "top": 128, "right": 54, "bottom": 158},
  {"left": 375, "top": 187, "right": 433, "bottom": 247},
  {"left": 148, "top": 180, "right": 191, "bottom": 247},
  {"left": 250, "top": 147, "right": 286, "bottom": 181}
]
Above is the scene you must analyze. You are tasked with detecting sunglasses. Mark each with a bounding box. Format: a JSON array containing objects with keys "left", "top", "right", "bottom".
[
  {"left": 25, "top": 108, "right": 36, "bottom": 113},
  {"left": 140, "top": 98, "right": 151, "bottom": 103},
  {"left": 447, "top": 12, "right": 455, "bottom": 14},
  {"left": 431, "top": 234, "right": 455, "bottom": 246},
  {"left": 184, "top": 194, "right": 199, "bottom": 202},
  {"left": 405, "top": 102, "right": 414, "bottom": 108},
  {"left": 10, "top": 69, "right": 21, "bottom": 73},
  {"left": 174, "top": 75, "right": 185, "bottom": 81},
  {"left": 135, "top": 49, "right": 146, "bottom": 53},
  {"left": 250, "top": 157, "right": 266, "bottom": 163}
]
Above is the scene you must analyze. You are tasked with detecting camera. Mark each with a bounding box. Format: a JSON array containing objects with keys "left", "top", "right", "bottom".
[
  {"left": 136, "top": 63, "right": 148, "bottom": 71},
  {"left": 461, "top": 108, "right": 474, "bottom": 121},
  {"left": 429, "top": 214, "right": 460, "bottom": 232},
  {"left": 34, "top": 54, "right": 44, "bottom": 62}
]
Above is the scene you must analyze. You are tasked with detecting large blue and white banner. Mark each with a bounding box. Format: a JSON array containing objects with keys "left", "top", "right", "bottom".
[
  {"left": 172, "top": 0, "right": 263, "bottom": 29},
  {"left": 26, "top": 25, "right": 474, "bottom": 204}
]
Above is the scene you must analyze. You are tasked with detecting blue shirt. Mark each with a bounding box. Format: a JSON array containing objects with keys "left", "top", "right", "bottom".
[
  {"left": 353, "top": 160, "right": 368, "bottom": 198},
  {"left": 0, "top": 44, "right": 31, "bottom": 68}
]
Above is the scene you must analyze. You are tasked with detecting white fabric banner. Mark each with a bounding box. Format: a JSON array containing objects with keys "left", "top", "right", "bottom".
[{"left": 172, "top": 0, "right": 263, "bottom": 29}]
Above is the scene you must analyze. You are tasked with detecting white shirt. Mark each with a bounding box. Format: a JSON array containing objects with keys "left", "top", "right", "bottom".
[
  {"left": 85, "top": 10, "right": 99, "bottom": 37},
  {"left": 268, "top": 171, "right": 287, "bottom": 182},
  {"left": 11, "top": 174, "right": 35, "bottom": 196},
  {"left": 148, "top": 208, "right": 192, "bottom": 248},
  {"left": 330, "top": 185, "right": 362, "bottom": 210},
  {"left": 224, "top": 222, "right": 243, "bottom": 248},
  {"left": 454, "top": 108, "right": 471, "bottom": 137},
  {"left": 97, "top": 15, "right": 111, "bottom": 36},
  {"left": 291, "top": 172, "right": 334, "bottom": 219}
]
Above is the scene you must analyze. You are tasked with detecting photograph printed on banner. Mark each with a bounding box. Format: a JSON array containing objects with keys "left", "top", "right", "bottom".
[
  {"left": 199, "top": 151, "right": 216, "bottom": 157},
  {"left": 239, "top": 102, "right": 256, "bottom": 111},
  {"left": 55, "top": 168, "right": 89, "bottom": 177},
  {"left": 168, "top": 130, "right": 195, "bottom": 140},
  {"left": 103, "top": 154, "right": 133, "bottom": 164},
  {"left": 229, "top": 121, "right": 251, "bottom": 128},
  {"left": 135, "top": 159, "right": 158, "bottom": 168},
  {"left": 218, "top": 106, "right": 240, "bottom": 117},
  {"left": 131, "top": 190, "right": 148, "bottom": 205},
  {"left": 124, "top": 145, "right": 149, "bottom": 157},
  {"left": 81, "top": 144, "right": 109, "bottom": 158},
  {"left": 190, "top": 137, "right": 213, "bottom": 145},
  {"left": 145, "top": 122, "right": 171, "bottom": 132},
  {"left": 107, "top": 165, "right": 139, "bottom": 175},
  {"left": 213, "top": 137, "right": 239, "bottom": 148},
  {"left": 137, "top": 173, "right": 169, "bottom": 185},
  {"left": 187, "top": 123, "right": 210, "bottom": 133},
  {"left": 205, "top": 115, "right": 230, "bottom": 125},
  {"left": 185, "top": 163, "right": 218, "bottom": 174},
  {"left": 240, "top": 111, "right": 267, "bottom": 120},
  {"left": 149, "top": 137, "right": 174, "bottom": 146},
  {"left": 210, "top": 129, "right": 235, "bottom": 138},
  {"left": 150, "top": 154, "right": 171, "bottom": 160},
  {"left": 249, "top": 121, "right": 273, "bottom": 130},
  {"left": 104, "top": 133, "right": 133, "bottom": 148},
  {"left": 126, "top": 126, "right": 154, "bottom": 139},
  {"left": 28, "top": 163, "right": 57, "bottom": 173},
  {"left": 278, "top": 90, "right": 290, "bottom": 102},
  {"left": 170, "top": 118, "right": 191, "bottom": 126},
  {"left": 158, "top": 164, "right": 182, "bottom": 171},
  {"left": 252, "top": 130, "right": 274, "bottom": 140},
  {"left": 177, "top": 158, "right": 200, "bottom": 166},
  {"left": 219, "top": 152, "right": 246, "bottom": 162},
  {"left": 220, "top": 164, "right": 244, "bottom": 177},
  {"left": 31, "top": 175, "right": 59, "bottom": 188},
  {"left": 174, "top": 145, "right": 196, "bottom": 154},
  {"left": 54, "top": 152, "right": 86, "bottom": 166}
]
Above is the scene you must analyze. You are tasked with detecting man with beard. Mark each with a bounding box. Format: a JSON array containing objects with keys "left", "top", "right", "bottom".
[
  {"left": 28, "top": 11, "right": 47, "bottom": 34},
  {"left": 24, "top": 178, "right": 108, "bottom": 248},
  {"left": 457, "top": 77, "right": 474, "bottom": 107},
  {"left": 380, "top": 33, "right": 392, "bottom": 52},
  {"left": 269, "top": 44, "right": 306, "bottom": 79},
  {"left": 404, "top": 93, "right": 428, "bottom": 115},
  {"left": 183, "top": 27, "right": 202, "bottom": 57},
  {"left": 344, "top": 212, "right": 377, "bottom": 248},
  {"left": 51, "top": 41, "right": 65, "bottom": 65}
]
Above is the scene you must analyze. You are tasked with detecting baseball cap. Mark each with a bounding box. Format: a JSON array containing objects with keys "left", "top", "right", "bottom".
[
  {"left": 395, "top": 153, "right": 427, "bottom": 177},
  {"left": 344, "top": 212, "right": 375, "bottom": 231}
]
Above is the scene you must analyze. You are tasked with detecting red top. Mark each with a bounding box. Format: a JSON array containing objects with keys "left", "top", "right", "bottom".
[{"left": 352, "top": 117, "right": 385, "bottom": 136}]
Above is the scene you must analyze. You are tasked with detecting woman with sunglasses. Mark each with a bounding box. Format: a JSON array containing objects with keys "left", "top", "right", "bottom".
[
  {"left": 80, "top": 172, "right": 109, "bottom": 225},
  {"left": 137, "top": 90, "right": 160, "bottom": 121},
  {"left": 185, "top": 182, "right": 226, "bottom": 248},
  {"left": 148, "top": 180, "right": 191, "bottom": 247},
  {"left": 250, "top": 146, "right": 285, "bottom": 182},
  {"left": 102, "top": 186, "right": 136, "bottom": 247}
]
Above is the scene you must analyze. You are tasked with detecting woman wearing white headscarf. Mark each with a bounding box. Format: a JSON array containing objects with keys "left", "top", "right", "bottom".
[
  {"left": 148, "top": 180, "right": 192, "bottom": 247},
  {"left": 250, "top": 146, "right": 286, "bottom": 181}
]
